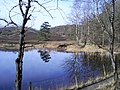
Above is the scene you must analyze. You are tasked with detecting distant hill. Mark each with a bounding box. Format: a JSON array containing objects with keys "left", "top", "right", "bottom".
[
  {"left": 0, "top": 27, "right": 39, "bottom": 43},
  {"left": 50, "top": 25, "right": 75, "bottom": 40},
  {"left": 0, "top": 25, "right": 74, "bottom": 43}
]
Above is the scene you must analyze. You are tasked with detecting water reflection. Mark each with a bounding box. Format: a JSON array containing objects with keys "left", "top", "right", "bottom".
[
  {"left": 62, "top": 52, "right": 119, "bottom": 89},
  {"left": 81, "top": 52, "right": 113, "bottom": 76},
  {"left": 38, "top": 50, "right": 51, "bottom": 62},
  {"left": 0, "top": 49, "right": 120, "bottom": 90},
  {"left": 62, "top": 53, "right": 81, "bottom": 88}
]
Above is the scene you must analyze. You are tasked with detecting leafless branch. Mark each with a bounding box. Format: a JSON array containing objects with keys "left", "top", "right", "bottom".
[
  {"left": 0, "top": 18, "right": 9, "bottom": 23},
  {"left": 97, "top": 45, "right": 110, "bottom": 52},
  {"left": 34, "top": 0, "right": 53, "bottom": 19},
  {"left": 95, "top": 0, "right": 112, "bottom": 40},
  {"left": 19, "top": 0, "right": 25, "bottom": 17},
  {"left": 27, "top": 7, "right": 35, "bottom": 21},
  {"left": 90, "top": 38, "right": 109, "bottom": 52},
  {"left": 0, "top": 18, "right": 18, "bottom": 27},
  {"left": 0, "top": 5, "right": 19, "bottom": 27},
  {"left": 103, "top": 0, "right": 112, "bottom": 23},
  {"left": 9, "top": 5, "right": 19, "bottom": 27},
  {"left": 57, "top": 7, "right": 66, "bottom": 20},
  {"left": 41, "top": 0, "right": 53, "bottom": 5},
  {"left": 9, "top": 5, "right": 19, "bottom": 20},
  {"left": 30, "top": 7, "right": 35, "bottom": 14}
]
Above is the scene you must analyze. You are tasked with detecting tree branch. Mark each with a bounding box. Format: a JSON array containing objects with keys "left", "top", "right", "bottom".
[
  {"left": 19, "top": 0, "right": 25, "bottom": 17},
  {"left": 9, "top": 5, "right": 19, "bottom": 27},
  {"left": 34, "top": 0, "right": 53, "bottom": 19},
  {"left": 0, "top": 18, "right": 9, "bottom": 23}
]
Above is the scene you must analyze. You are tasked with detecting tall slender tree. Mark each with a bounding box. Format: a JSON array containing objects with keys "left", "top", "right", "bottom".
[
  {"left": 93, "top": 0, "right": 119, "bottom": 89},
  {"left": 68, "top": 0, "right": 83, "bottom": 45}
]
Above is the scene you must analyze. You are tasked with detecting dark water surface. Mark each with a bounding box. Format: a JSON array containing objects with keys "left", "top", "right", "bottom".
[{"left": 0, "top": 49, "right": 119, "bottom": 90}]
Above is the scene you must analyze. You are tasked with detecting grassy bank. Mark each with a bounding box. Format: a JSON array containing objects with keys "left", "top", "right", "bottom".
[
  {"left": 69, "top": 73, "right": 115, "bottom": 90},
  {"left": 0, "top": 41, "right": 120, "bottom": 53},
  {"left": 0, "top": 41, "right": 106, "bottom": 52}
]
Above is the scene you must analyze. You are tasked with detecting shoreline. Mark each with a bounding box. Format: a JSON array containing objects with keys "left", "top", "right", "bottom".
[
  {"left": 0, "top": 41, "right": 120, "bottom": 53},
  {"left": 0, "top": 41, "right": 105, "bottom": 52}
]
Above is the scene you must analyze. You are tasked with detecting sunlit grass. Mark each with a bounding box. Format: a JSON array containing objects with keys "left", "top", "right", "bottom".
[
  {"left": 26, "top": 72, "right": 119, "bottom": 90},
  {"left": 67, "top": 73, "right": 114, "bottom": 90}
]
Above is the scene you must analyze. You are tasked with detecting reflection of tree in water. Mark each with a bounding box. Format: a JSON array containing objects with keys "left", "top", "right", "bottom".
[
  {"left": 62, "top": 53, "right": 81, "bottom": 89},
  {"left": 38, "top": 50, "right": 51, "bottom": 62},
  {"left": 81, "top": 52, "right": 113, "bottom": 77},
  {"left": 62, "top": 52, "right": 117, "bottom": 89}
]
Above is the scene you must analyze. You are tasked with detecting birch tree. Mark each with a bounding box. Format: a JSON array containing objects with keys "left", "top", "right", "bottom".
[
  {"left": 93, "top": 0, "right": 119, "bottom": 89},
  {"left": 69, "top": 0, "right": 94, "bottom": 46},
  {"left": 69, "top": 0, "right": 83, "bottom": 45}
]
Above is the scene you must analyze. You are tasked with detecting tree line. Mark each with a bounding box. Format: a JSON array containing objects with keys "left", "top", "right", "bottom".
[{"left": 68, "top": 0, "right": 119, "bottom": 89}]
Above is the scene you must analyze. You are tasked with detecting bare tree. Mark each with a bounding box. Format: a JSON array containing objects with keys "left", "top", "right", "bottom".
[
  {"left": 82, "top": 0, "right": 93, "bottom": 45},
  {"left": 68, "top": 0, "right": 83, "bottom": 45},
  {"left": 93, "top": 0, "right": 119, "bottom": 89},
  {"left": 69, "top": 0, "right": 94, "bottom": 47},
  {"left": 15, "top": 0, "right": 31, "bottom": 89},
  {"left": 0, "top": 0, "right": 54, "bottom": 90}
]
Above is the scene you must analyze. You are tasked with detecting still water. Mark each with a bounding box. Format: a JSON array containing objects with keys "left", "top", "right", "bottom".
[{"left": 0, "top": 49, "right": 119, "bottom": 90}]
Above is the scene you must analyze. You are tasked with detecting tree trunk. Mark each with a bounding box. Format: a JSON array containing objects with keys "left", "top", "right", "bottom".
[
  {"left": 110, "top": 0, "right": 119, "bottom": 89},
  {"left": 15, "top": 58, "right": 22, "bottom": 90},
  {"left": 94, "top": 0, "right": 118, "bottom": 89},
  {"left": 15, "top": 0, "right": 31, "bottom": 89},
  {"left": 87, "top": 20, "right": 90, "bottom": 44},
  {"left": 102, "top": 33, "right": 105, "bottom": 46},
  {"left": 76, "top": 24, "right": 79, "bottom": 45},
  {"left": 15, "top": 29, "right": 25, "bottom": 90}
]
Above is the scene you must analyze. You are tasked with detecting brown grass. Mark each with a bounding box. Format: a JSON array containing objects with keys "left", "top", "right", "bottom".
[
  {"left": 0, "top": 41, "right": 108, "bottom": 52},
  {"left": 66, "top": 44, "right": 106, "bottom": 53}
]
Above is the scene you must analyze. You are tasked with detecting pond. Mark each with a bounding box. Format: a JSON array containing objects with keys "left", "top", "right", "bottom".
[{"left": 0, "top": 49, "right": 119, "bottom": 90}]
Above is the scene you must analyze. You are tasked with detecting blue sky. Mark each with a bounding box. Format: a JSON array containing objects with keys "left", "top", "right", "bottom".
[{"left": 0, "top": 0, "right": 73, "bottom": 30}]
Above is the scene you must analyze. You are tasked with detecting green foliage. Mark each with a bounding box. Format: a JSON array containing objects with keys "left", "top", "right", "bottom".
[
  {"left": 38, "top": 22, "right": 51, "bottom": 41},
  {"left": 37, "top": 31, "right": 46, "bottom": 41},
  {"left": 40, "top": 22, "right": 51, "bottom": 32}
]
